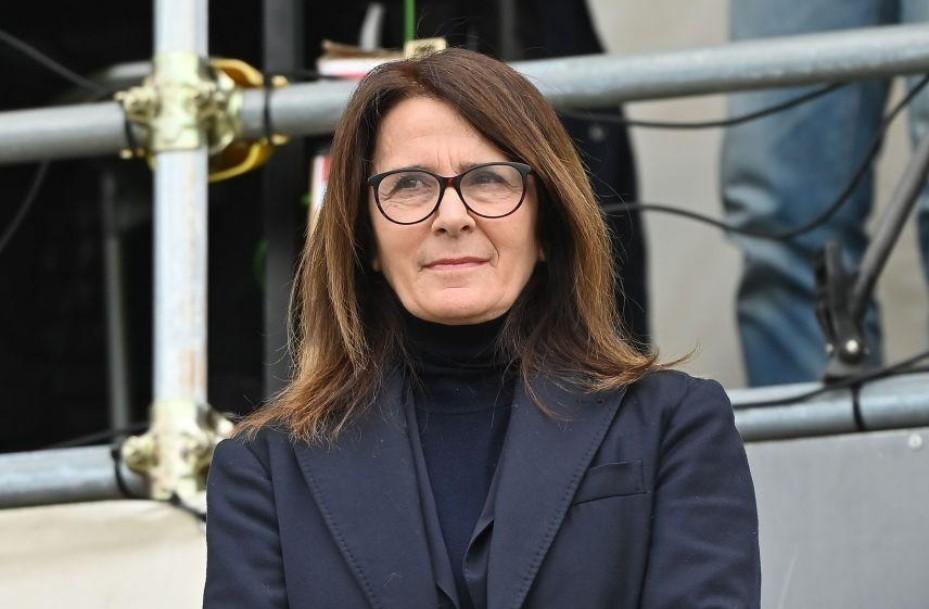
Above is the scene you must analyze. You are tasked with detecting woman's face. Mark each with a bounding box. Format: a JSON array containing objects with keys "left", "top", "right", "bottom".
[{"left": 369, "top": 96, "right": 542, "bottom": 325}]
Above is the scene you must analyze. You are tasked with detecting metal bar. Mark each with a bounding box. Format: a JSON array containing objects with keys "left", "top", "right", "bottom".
[
  {"left": 153, "top": 154, "right": 208, "bottom": 402},
  {"left": 731, "top": 372, "right": 929, "bottom": 442},
  {"left": 517, "top": 21, "right": 929, "bottom": 106},
  {"left": 859, "top": 372, "right": 929, "bottom": 430},
  {"left": 156, "top": 0, "right": 207, "bottom": 57},
  {"left": 0, "top": 446, "right": 147, "bottom": 509},
  {"left": 238, "top": 22, "right": 929, "bottom": 139},
  {"left": 0, "top": 103, "right": 130, "bottom": 164},
  {"left": 498, "top": 0, "right": 519, "bottom": 61},
  {"left": 2, "top": 22, "right": 929, "bottom": 165},
  {"left": 152, "top": 0, "right": 209, "bottom": 403},
  {"left": 2, "top": 372, "right": 927, "bottom": 507},
  {"left": 101, "top": 168, "right": 132, "bottom": 431},
  {"left": 732, "top": 384, "right": 859, "bottom": 442},
  {"left": 57, "top": 61, "right": 151, "bottom": 104},
  {"left": 850, "top": 133, "right": 929, "bottom": 321},
  {"left": 261, "top": 0, "right": 306, "bottom": 398}
]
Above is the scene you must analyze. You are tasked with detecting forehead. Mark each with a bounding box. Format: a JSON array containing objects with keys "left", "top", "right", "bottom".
[{"left": 372, "top": 96, "right": 506, "bottom": 172}]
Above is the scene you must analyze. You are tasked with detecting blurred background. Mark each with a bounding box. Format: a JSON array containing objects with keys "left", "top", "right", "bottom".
[
  {"left": 2, "top": 0, "right": 924, "bottom": 453},
  {"left": 3, "top": 2, "right": 929, "bottom": 609}
]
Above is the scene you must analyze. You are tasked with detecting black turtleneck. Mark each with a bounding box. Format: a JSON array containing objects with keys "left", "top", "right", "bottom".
[{"left": 403, "top": 310, "right": 517, "bottom": 609}]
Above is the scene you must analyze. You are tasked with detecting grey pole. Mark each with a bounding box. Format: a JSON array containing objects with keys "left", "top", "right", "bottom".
[
  {"left": 3, "top": 372, "right": 928, "bottom": 507},
  {"left": 101, "top": 169, "right": 132, "bottom": 432},
  {"left": 0, "top": 446, "right": 147, "bottom": 509},
  {"left": 732, "top": 384, "right": 860, "bottom": 442},
  {"left": 238, "top": 22, "right": 929, "bottom": 139},
  {"left": 3, "top": 23, "right": 929, "bottom": 164},
  {"left": 514, "top": 21, "right": 929, "bottom": 106},
  {"left": 850, "top": 134, "right": 929, "bottom": 321},
  {"left": 152, "top": 0, "right": 209, "bottom": 405},
  {"left": 0, "top": 102, "right": 131, "bottom": 165},
  {"left": 731, "top": 373, "right": 929, "bottom": 442}
]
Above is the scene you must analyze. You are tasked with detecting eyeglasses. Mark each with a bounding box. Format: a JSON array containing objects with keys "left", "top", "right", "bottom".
[{"left": 368, "top": 161, "right": 533, "bottom": 225}]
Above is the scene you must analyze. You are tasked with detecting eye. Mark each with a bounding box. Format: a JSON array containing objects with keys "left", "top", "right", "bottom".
[
  {"left": 470, "top": 170, "right": 506, "bottom": 185},
  {"left": 394, "top": 175, "right": 428, "bottom": 189}
]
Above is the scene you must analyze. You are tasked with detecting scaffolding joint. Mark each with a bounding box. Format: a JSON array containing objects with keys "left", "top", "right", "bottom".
[
  {"left": 115, "top": 51, "right": 240, "bottom": 157},
  {"left": 121, "top": 400, "right": 233, "bottom": 501},
  {"left": 115, "top": 55, "right": 284, "bottom": 181}
]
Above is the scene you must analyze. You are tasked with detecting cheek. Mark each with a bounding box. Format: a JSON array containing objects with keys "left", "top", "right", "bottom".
[
  {"left": 490, "top": 218, "right": 540, "bottom": 282},
  {"left": 507, "top": 202, "right": 541, "bottom": 271},
  {"left": 369, "top": 200, "right": 399, "bottom": 269},
  {"left": 369, "top": 207, "right": 423, "bottom": 281}
]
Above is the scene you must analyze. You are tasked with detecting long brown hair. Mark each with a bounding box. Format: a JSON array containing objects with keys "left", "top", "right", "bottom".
[{"left": 236, "top": 48, "right": 672, "bottom": 444}]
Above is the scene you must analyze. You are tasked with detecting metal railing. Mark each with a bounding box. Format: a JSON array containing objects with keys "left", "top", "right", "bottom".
[
  {"left": 4, "top": 23, "right": 929, "bottom": 164},
  {"left": 2, "top": 18, "right": 929, "bottom": 508}
]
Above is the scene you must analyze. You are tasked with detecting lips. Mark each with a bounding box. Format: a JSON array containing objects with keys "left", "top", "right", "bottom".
[{"left": 423, "top": 256, "right": 488, "bottom": 270}]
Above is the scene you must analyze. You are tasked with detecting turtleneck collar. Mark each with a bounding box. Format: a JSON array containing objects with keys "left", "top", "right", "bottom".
[{"left": 401, "top": 308, "right": 510, "bottom": 369}]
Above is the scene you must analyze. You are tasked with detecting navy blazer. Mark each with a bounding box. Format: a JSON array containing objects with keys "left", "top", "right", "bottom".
[{"left": 203, "top": 369, "right": 760, "bottom": 609}]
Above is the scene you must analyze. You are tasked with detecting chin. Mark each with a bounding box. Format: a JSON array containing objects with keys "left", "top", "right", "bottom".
[{"left": 418, "top": 296, "right": 504, "bottom": 325}]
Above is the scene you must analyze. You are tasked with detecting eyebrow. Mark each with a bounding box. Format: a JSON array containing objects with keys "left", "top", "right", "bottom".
[{"left": 388, "top": 161, "right": 487, "bottom": 174}]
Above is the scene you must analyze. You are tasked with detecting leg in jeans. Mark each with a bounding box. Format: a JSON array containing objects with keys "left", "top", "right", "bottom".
[
  {"left": 722, "top": 0, "right": 897, "bottom": 386},
  {"left": 901, "top": 0, "right": 929, "bottom": 294}
]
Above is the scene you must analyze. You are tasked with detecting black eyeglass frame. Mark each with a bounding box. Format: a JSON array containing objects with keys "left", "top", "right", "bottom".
[{"left": 367, "top": 161, "right": 534, "bottom": 225}]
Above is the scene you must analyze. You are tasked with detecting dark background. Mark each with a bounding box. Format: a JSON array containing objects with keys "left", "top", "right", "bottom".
[{"left": 0, "top": 0, "right": 645, "bottom": 453}]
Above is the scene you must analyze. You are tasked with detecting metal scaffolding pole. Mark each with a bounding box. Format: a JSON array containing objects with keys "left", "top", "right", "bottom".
[
  {"left": 2, "top": 23, "right": 929, "bottom": 165},
  {"left": 152, "top": 0, "right": 209, "bottom": 405},
  {"left": 101, "top": 168, "right": 132, "bottom": 432},
  {"left": 240, "top": 21, "right": 929, "bottom": 137},
  {"left": 0, "top": 103, "right": 130, "bottom": 164},
  {"left": 92, "top": 0, "right": 227, "bottom": 503},
  {"left": 731, "top": 373, "right": 929, "bottom": 442},
  {"left": 261, "top": 0, "right": 306, "bottom": 398},
  {"left": 2, "top": 372, "right": 927, "bottom": 508},
  {"left": 0, "top": 446, "right": 147, "bottom": 509}
]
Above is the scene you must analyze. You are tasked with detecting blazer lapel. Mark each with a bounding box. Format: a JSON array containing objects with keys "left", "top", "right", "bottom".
[
  {"left": 405, "top": 394, "right": 462, "bottom": 608},
  {"left": 293, "top": 370, "right": 438, "bottom": 609},
  {"left": 487, "top": 376, "right": 628, "bottom": 609}
]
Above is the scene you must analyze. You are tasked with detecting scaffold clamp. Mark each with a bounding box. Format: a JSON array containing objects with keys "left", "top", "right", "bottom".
[{"left": 121, "top": 400, "right": 233, "bottom": 501}]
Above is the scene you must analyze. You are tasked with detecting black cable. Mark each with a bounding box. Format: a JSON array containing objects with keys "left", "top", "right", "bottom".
[
  {"left": 46, "top": 421, "right": 150, "bottom": 449},
  {"left": 560, "top": 82, "right": 846, "bottom": 130},
  {"left": 110, "top": 443, "right": 140, "bottom": 499},
  {"left": 0, "top": 27, "right": 107, "bottom": 96},
  {"left": 262, "top": 71, "right": 277, "bottom": 144},
  {"left": 850, "top": 384, "right": 865, "bottom": 431},
  {"left": 0, "top": 162, "right": 50, "bottom": 257},
  {"left": 602, "top": 73, "right": 929, "bottom": 242},
  {"left": 732, "top": 348, "right": 929, "bottom": 409},
  {"left": 122, "top": 108, "right": 143, "bottom": 154},
  {"left": 169, "top": 492, "right": 207, "bottom": 523}
]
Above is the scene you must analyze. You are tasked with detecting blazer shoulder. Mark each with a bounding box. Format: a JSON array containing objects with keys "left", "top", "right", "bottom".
[
  {"left": 215, "top": 423, "right": 293, "bottom": 474},
  {"left": 626, "top": 368, "right": 733, "bottom": 423}
]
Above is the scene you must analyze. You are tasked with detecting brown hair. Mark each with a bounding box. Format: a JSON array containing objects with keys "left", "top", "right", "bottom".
[{"left": 235, "top": 48, "right": 673, "bottom": 444}]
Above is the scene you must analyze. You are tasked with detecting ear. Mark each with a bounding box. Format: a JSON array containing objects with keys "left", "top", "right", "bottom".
[
  {"left": 537, "top": 244, "right": 546, "bottom": 262},
  {"left": 372, "top": 254, "right": 381, "bottom": 272}
]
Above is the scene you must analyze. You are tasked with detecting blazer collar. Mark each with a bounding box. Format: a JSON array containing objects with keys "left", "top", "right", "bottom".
[
  {"left": 292, "top": 369, "right": 438, "bottom": 609},
  {"left": 487, "top": 374, "right": 627, "bottom": 609},
  {"left": 292, "top": 369, "right": 627, "bottom": 609}
]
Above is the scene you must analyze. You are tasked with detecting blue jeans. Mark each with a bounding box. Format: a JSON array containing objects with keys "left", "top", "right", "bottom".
[{"left": 722, "top": 0, "right": 929, "bottom": 386}]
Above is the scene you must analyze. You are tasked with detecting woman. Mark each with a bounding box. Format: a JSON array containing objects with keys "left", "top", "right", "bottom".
[{"left": 203, "top": 48, "right": 760, "bottom": 609}]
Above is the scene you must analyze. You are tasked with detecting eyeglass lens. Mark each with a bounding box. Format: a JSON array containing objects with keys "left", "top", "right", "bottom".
[{"left": 376, "top": 163, "right": 525, "bottom": 223}]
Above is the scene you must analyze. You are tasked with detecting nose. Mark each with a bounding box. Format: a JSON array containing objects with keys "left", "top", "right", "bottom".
[{"left": 431, "top": 182, "right": 475, "bottom": 235}]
